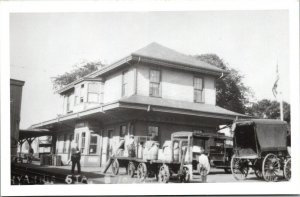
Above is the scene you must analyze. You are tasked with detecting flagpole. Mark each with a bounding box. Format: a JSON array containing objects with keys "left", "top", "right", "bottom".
[
  {"left": 279, "top": 91, "right": 284, "bottom": 121},
  {"left": 272, "top": 62, "right": 284, "bottom": 121}
]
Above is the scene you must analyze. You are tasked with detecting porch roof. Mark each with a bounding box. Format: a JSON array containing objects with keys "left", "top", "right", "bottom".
[
  {"left": 119, "top": 95, "right": 246, "bottom": 118},
  {"left": 31, "top": 96, "right": 247, "bottom": 129},
  {"left": 19, "top": 128, "right": 51, "bottom": 140}
]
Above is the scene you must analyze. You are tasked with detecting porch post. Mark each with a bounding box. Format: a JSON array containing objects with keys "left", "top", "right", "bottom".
[
  {"left": 51, "top": 134, "right": 57, "bottom": 154},
  {"left": 18, "top": 139, "right": 26, "bottom": 157},
  {"left": 26, "top": 137, "right": 36, "bottom": 153}
]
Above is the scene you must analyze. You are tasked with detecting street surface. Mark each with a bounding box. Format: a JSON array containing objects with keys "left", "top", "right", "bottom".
[{"left": 11, "top": 162, "right": 288, "bottom": 184}]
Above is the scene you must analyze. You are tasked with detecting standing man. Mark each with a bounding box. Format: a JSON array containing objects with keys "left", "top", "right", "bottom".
[
  {"left": 198, "top": 147, "right": 210, "bottom": 183},
  {"left": 68, "top": 143, "right": 81, "bottom": 174}
]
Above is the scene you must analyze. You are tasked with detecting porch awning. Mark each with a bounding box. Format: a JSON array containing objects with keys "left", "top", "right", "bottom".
[
  {"left": 31, "top": 95, "right": 248, "bottom": 129},
  {"left": 19, "top": 128, "right": 52, "bottom": 140}
]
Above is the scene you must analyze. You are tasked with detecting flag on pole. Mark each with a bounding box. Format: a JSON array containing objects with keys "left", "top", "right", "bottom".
[{"left": 272, "top": 64, "right": 279, "bottom": 98}]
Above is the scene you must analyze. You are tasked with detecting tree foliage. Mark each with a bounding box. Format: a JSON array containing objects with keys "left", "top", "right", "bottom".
[
  {"left": 246, "top": 99, "right": 290, "bottom": 123},
  {"left": 195, "top": 54, "right": 252, "bottom": 114},
  {"left": 51, "top": 60, "right": 105, "bottom": 91}
]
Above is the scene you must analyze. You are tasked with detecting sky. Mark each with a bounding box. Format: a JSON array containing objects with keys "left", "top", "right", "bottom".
[{"left": 10, "top": 11, "right": 290, "bottom": 129}]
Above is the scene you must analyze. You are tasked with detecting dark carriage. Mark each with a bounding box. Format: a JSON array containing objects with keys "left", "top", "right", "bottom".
[{"left": 230, "top": 119, "right": 291, "bottom": 182}]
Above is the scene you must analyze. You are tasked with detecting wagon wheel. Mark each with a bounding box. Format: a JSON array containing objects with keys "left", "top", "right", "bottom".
[
  {"left": 230, "top": 155, "right": 249, "bottom": 180},
  {"left": 283, "top": 158, "right": 291, "bottom": 181},
  {"left": 111, "top": 159, "right": 119, "bottom": 175},
  {"left": 127, "top": 162, "right": 136, "bottom": 178},
  {"left": 137, "top": 163, "right": 147, "bottom": 181},
  {"left": 262, "top": 153, "right": 280, "bottom": 182},
  {"left": 179, "top": 166, "right": 190, "bottom": 183},
  {"left": 158, "top": 164, "right": 170, "bottom": 183},
  {"left": 253, "top": 159, "right": 263, "bottom": 179}
]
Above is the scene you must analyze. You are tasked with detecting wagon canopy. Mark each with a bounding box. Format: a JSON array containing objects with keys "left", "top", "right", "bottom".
[{"left": 235, "top": 119, "right": 288, "bottom": 152}]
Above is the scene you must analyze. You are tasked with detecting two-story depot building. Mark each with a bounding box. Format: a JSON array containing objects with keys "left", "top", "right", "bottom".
[{"left": 31, "top": 43, "right": 245, "bottom": 167}]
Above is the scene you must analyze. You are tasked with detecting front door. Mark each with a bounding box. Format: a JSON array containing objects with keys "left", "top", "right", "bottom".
[{"left": 68, "top": 134, "right": 74, "bottom": 160}]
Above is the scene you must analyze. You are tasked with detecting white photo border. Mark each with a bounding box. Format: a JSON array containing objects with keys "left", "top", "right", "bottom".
[{"left": 1, "top": 0, "right": 299, "bottom": 196}]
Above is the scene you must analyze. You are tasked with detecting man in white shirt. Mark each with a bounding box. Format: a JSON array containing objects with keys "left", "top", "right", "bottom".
[{"left": 198, "top": 147, "right": 210, "bottom": 183}]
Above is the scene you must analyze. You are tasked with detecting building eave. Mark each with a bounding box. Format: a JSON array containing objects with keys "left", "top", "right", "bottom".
[
  {"left": 118, "top": 102, "right": 245, "bottom": 120},
  {"left": 56, "top": 56, "right": 133, "bottom": 94},
  {"left": 131, "top": 54, "right": 228, "bottom": 76},
  {"left": 56, "top": 52, "right": 228, "bottom": 95},
  {"left": 31, "top": 98, "right": 248, "bottom": 130}
]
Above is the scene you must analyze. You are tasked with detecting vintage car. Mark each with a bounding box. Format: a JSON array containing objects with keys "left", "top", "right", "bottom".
[
  {"left": 230, "top": 119, "right": 291, "bottom": 182},
  {"left": 209, "top": 135, "right": 233, "bottom": 173},
  {"left": 172, "top": 131, "right": 233, "bottom": 174}
]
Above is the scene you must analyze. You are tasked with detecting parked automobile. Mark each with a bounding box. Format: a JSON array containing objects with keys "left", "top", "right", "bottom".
[{"left": 208, "top": 135, "right": 233, "bottom": 173}]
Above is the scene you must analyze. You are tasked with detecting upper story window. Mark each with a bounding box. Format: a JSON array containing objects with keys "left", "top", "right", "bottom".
[
  {"left": 80, "top": 84, "right": 84, "bottom": 103},
  {"left": 66, "top": 95, "right": 71, "bottom": 112},
  {"left": 74, "top": 85, "right": 84, "bottom": 105},
  {"left": 149, "top": 69, "right": 161, "bottom": 97},
  {"left": 122, "top": 71, "right": 128, "bottom": 97},
  {"left": 194, "top": 77, "right": 204, "bottom": 103},
  {"left": 88, "top": 83, "right": 101, "bottom": 103}
]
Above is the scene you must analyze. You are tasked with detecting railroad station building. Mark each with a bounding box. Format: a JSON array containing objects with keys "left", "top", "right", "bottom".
[{"left": 31, "top": 43, "right": 245, "bottom": 166}]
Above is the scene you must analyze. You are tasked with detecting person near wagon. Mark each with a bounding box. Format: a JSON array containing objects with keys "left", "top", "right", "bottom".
[
  {"left": 198, "top": 147, "right": 209, "bottom": 183},
  {"left": 68, "top": 143, "right": 81, "bottom": 174},
  {"left": 27, "top": 147, "right": 34, "bottom": 164}
]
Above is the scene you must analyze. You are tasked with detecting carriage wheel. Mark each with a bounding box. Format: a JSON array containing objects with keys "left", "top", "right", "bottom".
[
  {"left": 230, "top": 155, "right": 249, "bottom": 180},
  {"left": 283, "top": 158, "right": 291, "bottom": 181},
  {"left": 179, "top": 166, "right": 190, "bottom": 183},
  {"left": 158, "top": 164, "right": 170, "bottom": 183},
  {"left": 262, "top": 153, "right": 280, "bottom": 182},
  {"left": 111, "top": 159, "right": 119, "bottom": 175},
  {"left": 253, "top": 160, "right": 263, "bottom": 179},
  {"left": 137, "top": 163, "right": 147, "bottom": 180},
  {"left": 127, "top": 162, "right": 136, "bottom": 178}
]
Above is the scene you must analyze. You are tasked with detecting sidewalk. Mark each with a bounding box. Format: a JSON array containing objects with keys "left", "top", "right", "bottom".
[{"left": 11, "top": 161, "right": 118, "bottom": 184}]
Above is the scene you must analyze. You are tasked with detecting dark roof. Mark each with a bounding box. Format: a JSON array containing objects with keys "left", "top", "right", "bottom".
[
  {"left": 10, "top": 78, "right": 25, "bottom": 86},
  {"left": 119, "top": 95, "right": 246, "bottom": 118},
  {"left": 19, "top": 129, "right": 51, "bottom": 140},
  {"left": 132, "top": 42, "right": 226, "bottom": 74}
]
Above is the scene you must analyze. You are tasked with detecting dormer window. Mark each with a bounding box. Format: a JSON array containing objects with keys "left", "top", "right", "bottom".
[{"left": 87, "top": 82, "right": 101, "bottom": 103}]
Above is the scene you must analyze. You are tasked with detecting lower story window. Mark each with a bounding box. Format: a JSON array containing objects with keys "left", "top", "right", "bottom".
[
  {"left": 75, "top": 133, "right": 79, "bottom": 144},
  {"left": 62, "top": 134, "right": 67, "bottom": 153},
  {"left": 120, "top": 125, "right": 127, "bottom": 138},
  {"left": 81, "top": 132, "right": 86, "bottom": 153},
  {"left": 148, "top": 126, "right": 159, "bottom": 139},
  {"left": 89, "top": 134, "right": 98, "bottom": 154}
]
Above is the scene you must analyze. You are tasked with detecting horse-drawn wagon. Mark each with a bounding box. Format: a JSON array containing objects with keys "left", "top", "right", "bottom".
[{"left": 230, "top": 119, "right": 291, "bottom": 182}]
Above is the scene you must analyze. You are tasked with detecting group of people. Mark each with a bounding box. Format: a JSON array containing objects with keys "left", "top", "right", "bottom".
[{"left": 66, "top": 140, "right": 209, "bottom": 183}]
